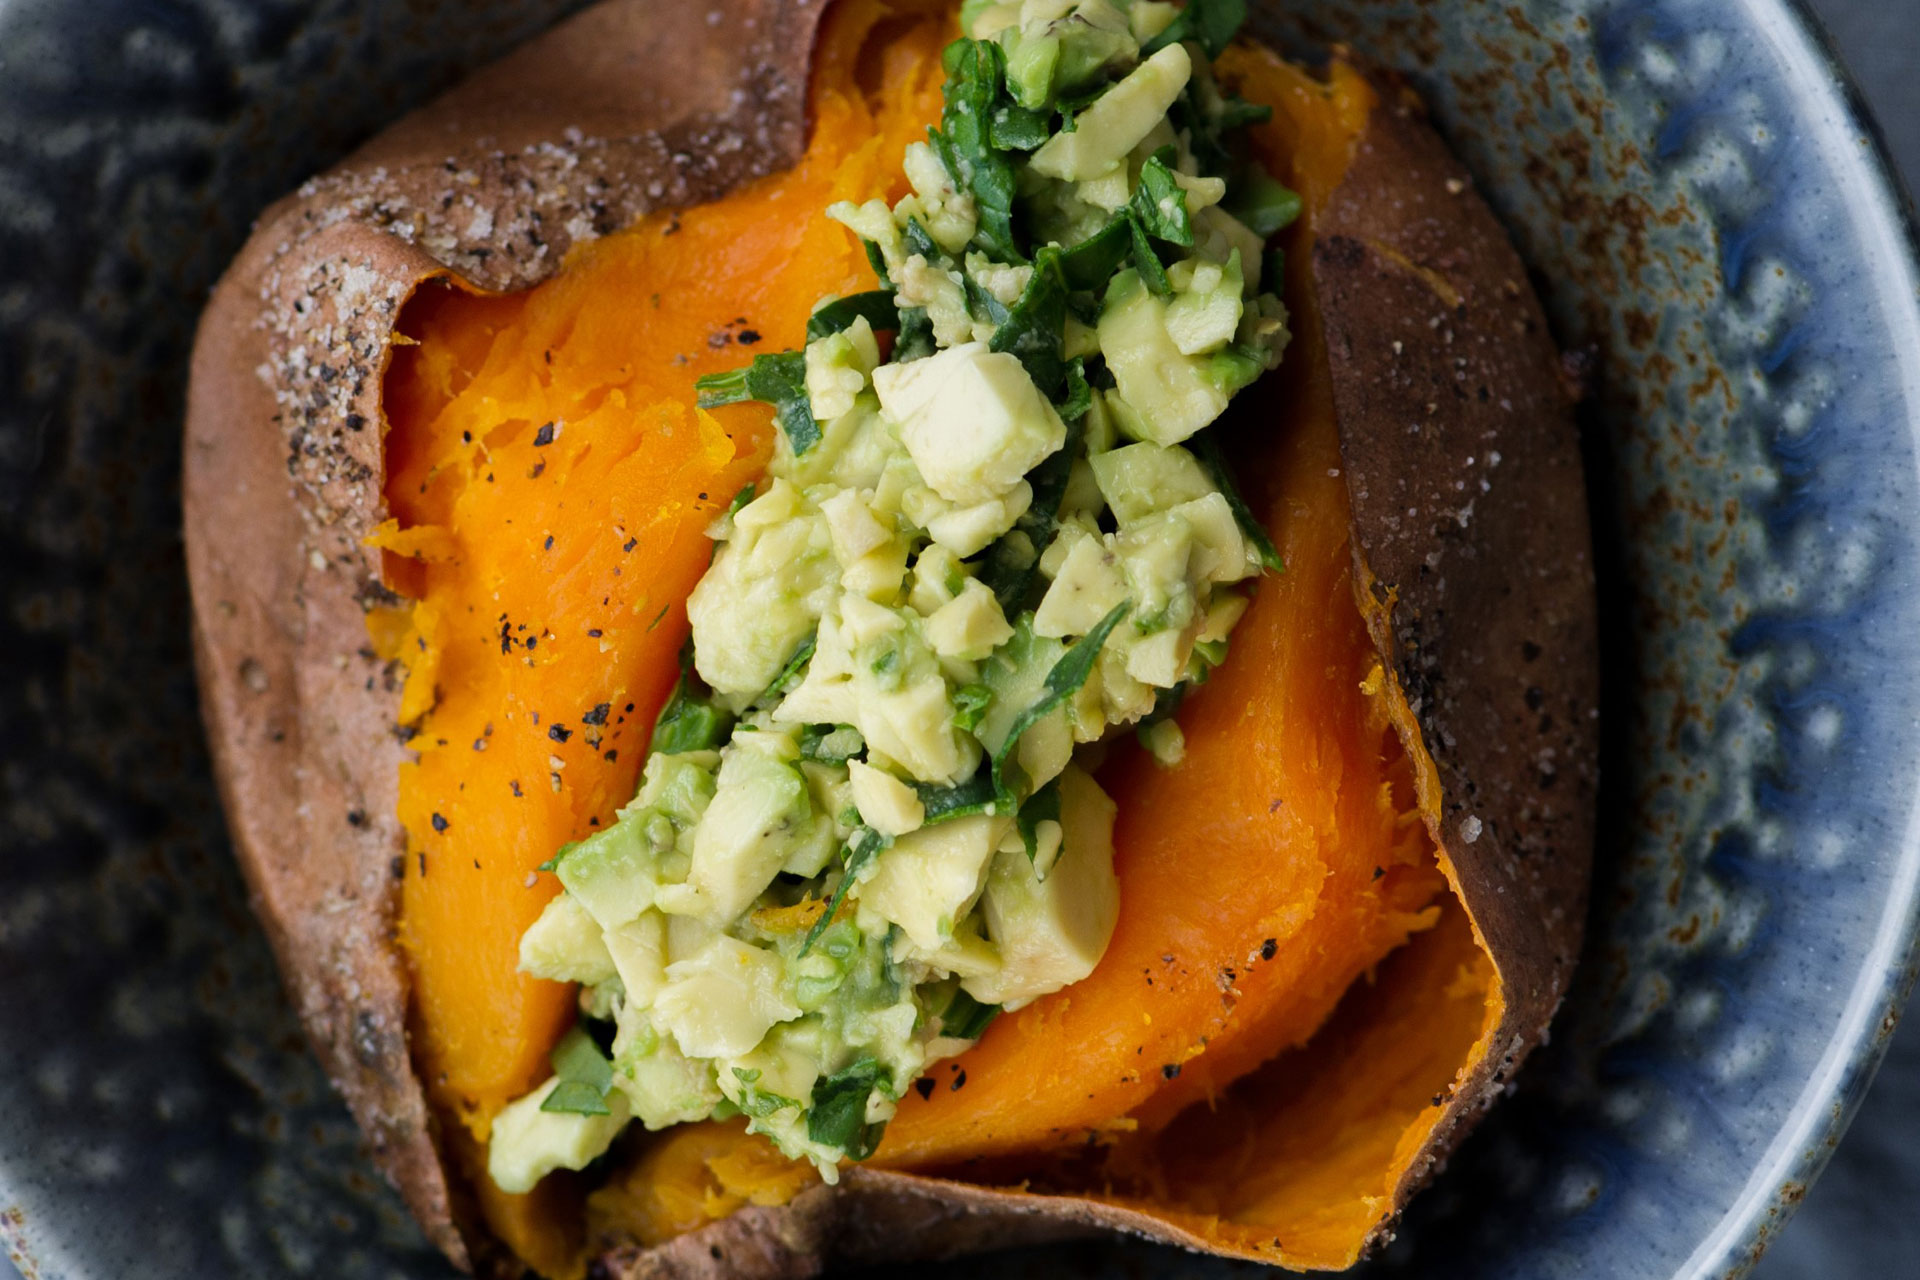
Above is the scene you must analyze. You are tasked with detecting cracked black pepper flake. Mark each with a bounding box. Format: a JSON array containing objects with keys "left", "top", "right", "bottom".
[
  {"left": 583, "top": 703, "right": 611, "bottom": 726},
  {"left": 737, "top": 328, "right": 762, "bottom": 345},
  {"left": 533, "top": 422, "right": 557, "bottom": 447},
  {"left": 431, "top": 812, "right": 449, "bottom": 833},
  {"left": 950, "top": 1069, "right": 967, "bottom": 1091},
  {"left": 623, "top": 537, "right": 637, "bottom": 553},
  {"left": 549, "top": 724, "right": 572, "bottom": 743},
  {"left": 347, "top": 809, "right": 367, "bottom": 828},
  {"left": 603, "top": 749, "right": 619, "bottom": 762},
  {"left": 587, "top": 628, "right": 602, "bottom": 638},
  {"left": 510, "top": 780, "right": 524, "bottom": 798},
  {"left": 1260, "top": 937, "right": 1277, "bottom": 961},
  {"left": 1162, "top": 1063, "right": 1181, "bottom": 1080},
  {"left": 914, "top": 1078, "right": 935, "bottom": 1101},
  {"left": 1373, "top": 866, "right": 1385, "bottom": 880},
  {"left": 390, "top": 856, "right": 405, "bottom": 879},
  {"left": 417, "top": 852, "right": 426, "bottom": 877},
  {"left": 544, "top": 535, "right": 554, "bottom": 551}
]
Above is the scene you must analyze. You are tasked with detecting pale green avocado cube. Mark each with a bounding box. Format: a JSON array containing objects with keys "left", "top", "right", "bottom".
[
  {"left": 1100, "top": 270, "right": 1235, "bottom": 445},
  {"left": 963, "top": 766, "right": 1120, "bottom": 1009},
  {"left": 1168, "top": 491, "right": 1256, "bottom": 583},
  {"left": 611, "top": 1013, "right": 724, "bottom": 1130},
  {"left": 688, "top": 478, "right": 837, "bottom": 698},
  {"left": 652, "top": 934, "right": 801, "bottom": 1059},
  {"left": 518, "top": 891, "right": 618, "bottom": 986},
  {"left": 634, "top": 751, "right": 720, "bottom": 827},
  {"left": 925, "top": 578, "right": 1017, "bottom": 661},
  {"left": 1164, "top": 252, "right": 1245, "bottom": 356},
  {"left": 974, "top": 617, "right": 1067, "bottom": 757},
  {"left": 671, "top": 740, "right": 814, "bottom": 925},
  {"left": 856, "top": 814, "right": 1009, "bottom": 954},
  {"left": 486, "top": 1076, "right": 631, "bottom": 1195},
  {"left": 604, "top": 910, "right": 668, "bottom": 1011},
  {"left": 1034, "top": 530, "right": 1129, "bottom": 639},
  {"left": 1030, "top": 43, "right": 1190, "bottom": 181},
  {"left": 1088, "top": 441, "right": 1216, "bottom": 524},
  {"left": 803, "top": 316, "right": 880, "bottom": 423},
  {"left": 557, "top": 815, "right": 671, "bottom": 931},
  {"left": 872, "top": 342, "right": 1067, "bottom": 505},
  {"left": 847, "top": 759, "right": 926, "bottom": 837}
]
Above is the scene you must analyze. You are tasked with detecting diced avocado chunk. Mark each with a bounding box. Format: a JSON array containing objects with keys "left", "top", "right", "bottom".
[
  {"left": 519, "top": 891, "right": 617, "bottom": 985},
  {"left": 652, "top": 934, "right": 800, "bottom": 1059},
  {"left": 963, "top": 766, "right": 1119, "bottom": 1008},
  {"left": 1164, "top": 252, "right": 1245, "bottom": 355},
  {"left": 1098, "top": 269, "right": 1232, "bottom": 445},
  {"left": 1030, "top": 43, "right": 1191, "bottom": 180},
  {"left": 689, "top": 479, "right": 838, "bottom": 697},
  {"left": 1034, "top": 530, "right": 1129, "bottom": 639},
  {"left": 487, "top": 1076, "right": 632, "bottom": 1194},
  {"left": 610, "top": 1012, "right": 724, "bottom": 1130},
  {"left": 925, "top": 578, "right": 1016, "bottom": 661},
  {"left": 873, "top": 342, "right": 1066, "bottom": 504},
  {"left": 556, "top": 756, "right": 712, "bottom": 930},
  {"left": 604, "top": 910, "right": 667, "bottom": 1011},
  {"left": 857, "top": 814, "right": 1007, "bottom": 954},
  {"left": 848, "top": 760, "right": 926, "bottom": 837},
  {"left": 804, "top": 316, "right": 881, "bottom": 422},
  {"left": 1088, "top": 441, "right": 1216, "bottom": 525},
  {"left": 669, "top": 734, "right": 816, "bottom": 924}
]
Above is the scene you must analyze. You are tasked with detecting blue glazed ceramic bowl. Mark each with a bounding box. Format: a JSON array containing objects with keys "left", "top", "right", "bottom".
[{"left": 2, "top": 0, "right": 1916, "bottom": 1277}]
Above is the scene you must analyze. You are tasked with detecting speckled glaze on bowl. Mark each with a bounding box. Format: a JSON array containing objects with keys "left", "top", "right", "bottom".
[{"left": 2, "top": 0, "right": 1916, "bottom": 1277}]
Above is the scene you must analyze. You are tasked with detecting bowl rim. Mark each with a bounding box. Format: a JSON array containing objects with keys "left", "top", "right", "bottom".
[{"left": 1681, "top": 1, "right": 1920, "bottom": 1275}]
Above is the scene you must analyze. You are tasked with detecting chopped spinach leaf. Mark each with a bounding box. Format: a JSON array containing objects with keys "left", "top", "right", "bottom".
[
  {"left": 902, "top": 215, "right": 939, "bottom": 262},
  {"left": 938, "top": 989, "right": 1000, "bottom": 1041},
  {"left": 732, "top": 1067, "right": 802, "bottom": 1120},
  {"left": 965, "top": 272, "right": 1012, "bottom": 328},
  {"left": 757, "top": 632, "right": 817, "bottom": 706},
  {"left": 1193, "top": 435, "right": 1283, "bottom": 572},
  {"left": 1058, "top": 215, "right": 1134, "bottom": 291},
  {"left": 807, "top": 290, "right": 900, "bottom": 341},
  {"left": 541, "top": 1024, "right": 615, "bottom": 1116},
  {"left": 1016, "top": 775, "right": 1062, "bottom": 862},
  {"left": 990, "top": 246, "right": 1068, "bottom": 395},
  {"left": 991, "top": 102, "right": 1052, "bottom": 151},
  {"left": 913, "top": 768, "right": 1004, "bottom": 824},
  {"left": 1128, "top": 214, "right": 1174, "bottom": 295},
  {"left": 695, "top": 351, "right": 821, "bottom": 454},
  {"left": 862, "top": 238, "right": 894, "bottom": 287},
  {"left": 895, "top": 305, "right": 938, "bottom": 362},
  {"left": 1055, "top": 357, "right": 1093, "bottom": 424},
  {"left": 800, "top": 827, "right": 890, "bottom": 955},
  {"left": 650, "top": 652, "right": 735, "bottom": 755},
  {"left": 952, "top": 682, "right": 993, "bottom": 734},
  {"left": 1225, "top": 167, "right": 1301, "bottom": 238},
  {"left": 1141, "top": 0, "right": 1248, "bottom": 59},
  {"left": 993, "top": 600, "right": 1131, "bottom": 790},
  {"left": 807, "top": 1057, "right": 891, "bottom": 1159},
  {"left": 932, "top": 39, "right": 1023, "bottom": 262},
  {"left": 1130, "top": 149, "right": 1194, "bottom": 247},
  {"left": 799, "top": 723, "right": 866, "bottom": 764}
]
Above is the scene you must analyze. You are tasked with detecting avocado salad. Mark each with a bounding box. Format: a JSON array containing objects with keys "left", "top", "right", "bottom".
[{"left": 488, "top": 0, "right": 1298, "bottom": 1194}]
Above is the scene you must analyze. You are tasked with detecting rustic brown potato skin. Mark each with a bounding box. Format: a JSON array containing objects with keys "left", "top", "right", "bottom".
[{"left": 184, "top": 4, "right": 1595, "bottom": 1274}]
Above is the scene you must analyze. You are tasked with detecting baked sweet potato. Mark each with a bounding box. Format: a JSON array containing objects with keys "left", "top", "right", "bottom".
[{"left": 183, "top": 1, "right": 1596, "bottom": 1276}]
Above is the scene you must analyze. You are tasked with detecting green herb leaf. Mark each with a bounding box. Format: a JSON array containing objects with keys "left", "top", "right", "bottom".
[
  {"left": 541, "top": 1024, "right": 615, "bottom": 1115},
  {"left": 807, "top": 1057, "right": 891, "bottom": 1159},
  {"left": 861, "top": 238, "right": 894, "bottom": 287},
  {"left": 991, "top": 102, "right": 1052, "bottom": 150},
  {"left": 1055, "top": 357, "right": 1093, "bottom": 423},
  {"left": 1130, "top": 149, "right": 1194, "bottom": 247},
  {"left": 800, "top": 827, "right": 891, "bottom": 956},
  {"left": 695, "top": 351, "right": 821, "bottom": 454},
  {"left": 757, "top": 632, "right": 817, "bottom": 706},
  {"left": 732, "top": 1067, "right": 803, "bottom": 1120},
  {"left": 1141, "top": 0, "right": 1248, "bottom": 59},
  {"left": 1058, "top": 216, "right": 1133, "bottom": 291},
  {"left": 1225, "top": 167, "right": 1301, "bottom": 238},
  {"left": 650, "top": 663, "right": 736, "bottom": 755},
  {"left": 1193, "top": 435, "right": 1283, "bottom": 572},
  {"left": 977, "top": 418, "right": 1079, "bottom": 616},
  {"left": 895, "top": 305, "right": 938, "bottom": 362},
  {"left": 799, "top": 723, "right": 866, "bottom": 764},
  {"left": 902, "top": 215, "right": 939, "bottom": 262},
  {"left": 932, "top": 40, "right": 1023, "bottom": 263},
  {"left": 989, "top": 246, "right": 1068, "bottom": 395},
  {"left": 807, "top": 291, "right": 900, "bottom": 341},
  {"left": 913, "top": 769, "right": 1003, "bottom": 825},
  {"left": 965, "top": 272, "right": 1012, "bottom": 329},
  {"left": 1016, "top": 776, "right": 1062, "bottom": 861},
  {"left": 951, "top": 683, "right": 993, "bottom": 734},
  {"left": 993, "top": 600, "right": 1131, "bottom": 790},
  {"left": 1128, "top": 213, "right": 1173, "bottom": 295},
  {"left": 938, "top": 989, "right": 1001, "bottom": 1041},
  {"left": 727, "top": 483, "right": 757, "bottom": 518}
]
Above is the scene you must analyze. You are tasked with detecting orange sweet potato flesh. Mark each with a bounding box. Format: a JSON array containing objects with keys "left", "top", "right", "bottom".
[{"left": 377, "top": 1, "right": 948, "bottom": 1267}]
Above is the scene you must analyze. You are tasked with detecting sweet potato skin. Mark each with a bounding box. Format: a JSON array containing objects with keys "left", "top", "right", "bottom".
[
  {"left": 184, "top": 1, "right": 830, "bottom": 1269},
  {"left": 183, "top": 3, "right": 1596, "bottom": 1277}
]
